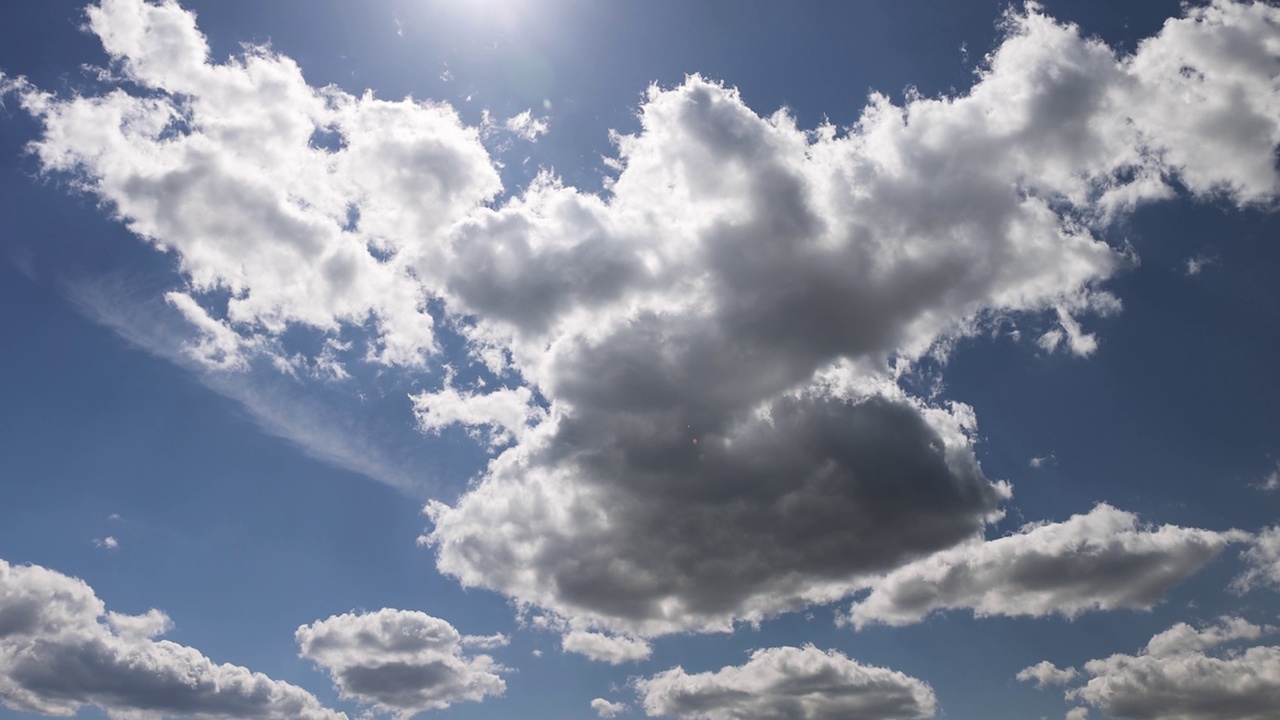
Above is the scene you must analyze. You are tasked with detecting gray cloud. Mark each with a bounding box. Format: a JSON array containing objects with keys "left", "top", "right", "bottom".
[
  {"left": 1028, "top": 617, "right": 1280, "bottom": 720},
  {"left": 296, "top": 609, "right": 505, "bottom": 716},
  {"left": 844, "top": 504, "right": 1246, "bottom": 628},
  {"left": 635, "top": 645, "right": 936, "bottom": 720},
  {"left": 0, "top": 558, "right": 343, "bottom": 719}
]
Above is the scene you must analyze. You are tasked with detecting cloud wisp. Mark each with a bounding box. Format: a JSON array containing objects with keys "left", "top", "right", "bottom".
[{"left": 5, "top": 0, "right": 1280, "bottom": 639}]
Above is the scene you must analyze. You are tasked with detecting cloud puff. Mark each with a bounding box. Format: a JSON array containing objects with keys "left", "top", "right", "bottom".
[
  {"left": 295, "top": 609, "right": 505, "bottom": 716},
  {"left": 592, "top": 697, "right": 628, "bottom": 718},
  {"left": 0, "top": 558, "right": 344, "bottom": 719},
  {"left": 635, "top": 645, "right": 937, "bottom": 720},
  {"left": 561, "top": 631, "right": 652, "bottom": 664},
  {"left": 1016, "top": 660, "right": 1078, "bottom": 688},
  {"left": 10, "top": 0, "right": 1280, "bottom": 637},
  {"left": 843, "top": 504, "right": 1246, "bottom": 628},
  {"left": 1028, "top": 616, "right": 1280, "bottom": 720},
  {"left": 1232, "top": 524, "right": 1280, "bottom": 593}
]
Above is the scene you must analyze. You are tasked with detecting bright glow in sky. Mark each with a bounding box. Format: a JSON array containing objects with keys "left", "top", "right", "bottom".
[{"left": 2, "top": 1, "right": 1280, "bottom": 719}]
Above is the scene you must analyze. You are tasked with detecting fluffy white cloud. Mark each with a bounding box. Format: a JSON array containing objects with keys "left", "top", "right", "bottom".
[
  {"left": 1016, "top": 660, "right": 1078, "bottom": 688},
  {"left": 561, "top": 631, "right": 652, "bottom": 664},
  {"left": 592, "top": 697, "right": 628, "bottom": 718},
  {"left": 0, "top": 558, "right": 344, "bottom": 719},
  {"left": 844, "top": 504, "right": 1247, "bottom": 628},
  {"left": 9, "top": 0, "right": 1280, "bottom": 637},
  {"left": 635, "top": 645, "right": 936, "bottom": 720},
  {"left": 295, "top": 609, "right": 505, "bottom": 716},
  {"left": 1232, "top": 524, "right": 1280, "bottom": 593},
  {"left": 1029, "top": 617, "right": 1280, "bottom": 720},
  {"left": 18, "top": 0, "right": 500, "bottom": 369}
]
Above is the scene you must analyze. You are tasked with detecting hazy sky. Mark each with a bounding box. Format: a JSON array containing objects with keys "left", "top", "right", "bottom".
[{"left": 2, "top": 1, "right": 1280, "bottom": 719}]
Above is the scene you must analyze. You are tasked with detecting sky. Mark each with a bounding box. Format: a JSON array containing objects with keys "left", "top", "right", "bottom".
[{"left": 1, "top": 1, "right": 1280, "bottom": 719}]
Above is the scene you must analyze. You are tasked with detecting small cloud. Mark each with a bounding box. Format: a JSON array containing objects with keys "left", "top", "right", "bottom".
[
  {"left": 1016, "top": 660, "right": 1078, "bottom": 688},
  {"left": 461, "top": 632, "right": 510, "bottom": 650},
  {"left": 1029, "top": 452, "right": 1056, "bottom": 468},
  {"left": 108, "top": 513, "right": 122, "bottom": 521},
  {"left": 591, "top": 698, "right": 627, "bottom": 718},
  {"left": 531, "top": 649, "right": 543, "bottom": 657},
  {"left": 1253, "top": 460, "right": 1280, "bottom": 492},
  {"left": 1183, "top": 254, "right": 1216, "bottom": 276},
  {"left": 504, "top": 109, "right": 549, "bottom": 141},
  {"left": 561, "top": 631, "right": 651, "bottom": 664},
  {"left": 93, "top": 536, "right": 119, "bottom": 550}
]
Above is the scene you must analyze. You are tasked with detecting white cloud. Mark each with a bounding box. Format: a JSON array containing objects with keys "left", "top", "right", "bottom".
[
  {"left": 1029, "top": 452, "right": 1056, "bottom": 468},
  {"left": 0, "top": 558, "right": 343, "bottom": 719},
  {"left": 295, "top": 608, "right": 506, "bottom": 716},
  {"left": 1252, "top": 461, "right": 1280, "bottom": 492},
  {"left": 460, "top": 632, "right": 510, "bottom": 650},
  {"left": 1029, "top": 617, "right": 1280, "bottom": 720},
  {"left": 1016, "top": 660, "right": 1078, "bottom": 688},
  {"left": 93, "top": 535, "right": 119, "bottom": 549},
  {"left": 635, "top": 645, "right": 937, "bottom": 720},
  {"left": 411, "top": 380, "right": 546, "bottom": 449},
  {"left": 592, "top": 697, "right": 628, "bottom": 718},
  {"left": 1184, "top": 254, "right": 1216, "bottom": 277},
  {"left": 1066, "top": 708, "right": 1089, "bottom": 720},
  {"left": 10, "top": 0, "right": 1280, "bottom": 637},
  {"left": 844, "top": 504, "right": 1247, "bottom": 628},
  {"left": 1232, "top": 524, "right": 1280, "bottom": 593},
  {"left": 561, "top": 631, "right": 652, "bottom": 664},
  {"left": 504, "top": 109, "right": 549, "bottom": 141}
]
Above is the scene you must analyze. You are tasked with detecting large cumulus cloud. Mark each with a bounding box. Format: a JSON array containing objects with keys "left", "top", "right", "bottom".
[
  {"left": 7, "top": 0, "right": 1280, "bottom": 638},
  {"left": 0, "top": 558, "right": 343, "bottom": 719}
]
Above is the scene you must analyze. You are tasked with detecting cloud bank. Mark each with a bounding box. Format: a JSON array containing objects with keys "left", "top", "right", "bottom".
[
  {"left": 0, "top": 558, "right": 343, "bottom": 719},
  {"left": 7, "top": 0, "right": 1280, "bottom": 638}
]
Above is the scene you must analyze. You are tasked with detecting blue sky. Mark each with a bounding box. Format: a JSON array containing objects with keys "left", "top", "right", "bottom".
[{"left": 2, "top": 1, "right": 1280, "bottom": 719}]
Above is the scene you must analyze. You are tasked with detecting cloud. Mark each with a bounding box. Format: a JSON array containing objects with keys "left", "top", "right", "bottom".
[
  {"left": 635, "top": 645, "right": 937, "bottom": 720},
  {"left": 1251, "top": 461, "right": 1280, "bottom": 493},
  {"left": 1232, "top": 524, "right": 1280, "bottom": 593},
  {"left": 1028, "top": 617, "right": 1280, "bottom": 720},
  {"left": 1016, "top": 660, "right": 1078, "bottom": 688},
  {"left": 592, "top": 697, "right": 628, "bottom": 718},
  {"left": 843, "top": 504, "right": 1247, "bottom": 628},
  {"left": 1029, "top": 452, "right": 1056, "bottom": 468},
  {"left": 561, "top": 631, "right": 652, "bottom": 664},
  {"left": 1184, "top": 254, "right": 1217, "bottom": 277},
  {"left": 295, "top": 608, "right": 506, "bottom": 716},
  {"left": 0, "top": 558, "right": 344, "bottom": 719},
  {"left": 9, "top": 0, "right": 1280, "bottom": 636}
]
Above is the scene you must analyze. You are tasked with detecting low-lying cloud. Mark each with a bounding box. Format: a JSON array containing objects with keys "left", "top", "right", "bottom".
[{"left": 0, "top": 558, "right": 343, "bottom": 719}]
